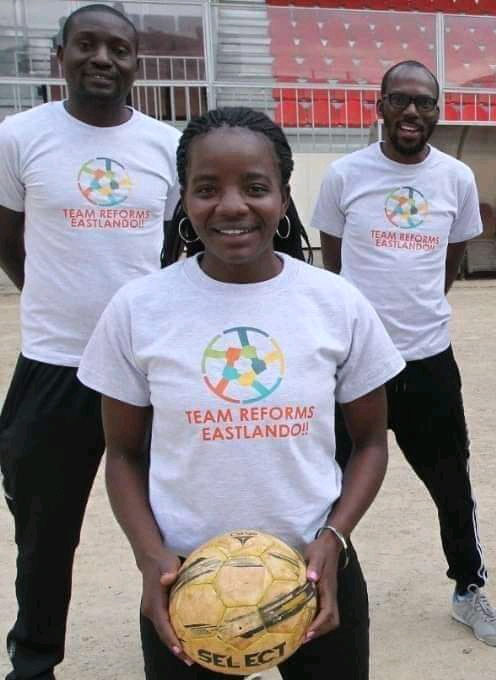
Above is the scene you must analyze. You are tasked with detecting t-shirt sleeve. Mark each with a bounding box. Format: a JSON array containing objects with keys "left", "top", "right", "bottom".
[
  {"left": 335, "top": 287, "right": 405, "bottom": 404},
  {"left": 449, "top": 168, "right": 483, "bottom": 243},
  {"left": 310, "top": 165, "right": 346, "bottom": 237},
  {"left": 77, "top": 288, "right": 151, "bottom": 406},
  {"left": 0, "top": 118, "right": 25, "bottom": 212}
]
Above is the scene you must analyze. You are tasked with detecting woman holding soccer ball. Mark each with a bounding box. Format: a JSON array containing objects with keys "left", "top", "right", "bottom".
[{"left": 78, "top": 107, "right": 404, "bottom": 680}]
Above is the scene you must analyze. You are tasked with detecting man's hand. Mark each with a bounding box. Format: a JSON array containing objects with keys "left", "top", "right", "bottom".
[{"left": 0, "top": 205, "right": 25, "bottom": 290}]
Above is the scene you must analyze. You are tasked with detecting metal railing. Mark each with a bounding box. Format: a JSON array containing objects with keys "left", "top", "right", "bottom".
[
  {"left": 2, "top": 3, "right": 496, "bottom": 152},
  {"left": 0, "top": 79, "right": 207, "bottom": 125},
  {"left": 138, "top": 55, "right": 205, "bottom": 82}
]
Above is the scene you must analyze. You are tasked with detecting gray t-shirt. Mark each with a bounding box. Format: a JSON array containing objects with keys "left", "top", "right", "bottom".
[
  {"left": 78, "top": 253, "right": 405, "bottom": 556},
  {"left": 0, "top": 101, "right": 180, "bottom": 366},
  {"left": 311, "top": 142, "right": 482, "bottom": 360}
]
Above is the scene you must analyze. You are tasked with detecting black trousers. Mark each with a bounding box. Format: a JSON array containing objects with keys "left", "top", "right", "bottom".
[
  {"left": 336, "top": 345, "right": 487, "bottom": 592},
  {"left": 0, "top": 355, "right": 105, "bottom": 680},
  {"left": 140, "top": 544, "right": 369, "bottom": 680}
]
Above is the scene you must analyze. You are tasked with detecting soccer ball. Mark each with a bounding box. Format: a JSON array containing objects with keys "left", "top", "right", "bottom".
[{"left": 169, "top": 529, "right": 317, "bottom": 675}]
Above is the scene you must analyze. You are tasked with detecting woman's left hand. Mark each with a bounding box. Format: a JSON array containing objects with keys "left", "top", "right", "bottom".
[{"left": 303, "top": 533, "right": 342, "bottom": 641}]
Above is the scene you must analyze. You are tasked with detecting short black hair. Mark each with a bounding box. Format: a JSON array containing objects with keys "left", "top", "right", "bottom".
[
  {"left": 381, "top": 60, "right": 439, "bottom": 100},
  {"left": 162, "top": 107, "right": 313, "bottom": 266},
  {"left": 61, "top": 3, "right": 138, "bottom": 51}
]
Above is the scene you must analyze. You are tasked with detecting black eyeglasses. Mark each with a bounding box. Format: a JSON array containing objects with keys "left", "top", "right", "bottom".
[{"left": 384, "top": 93, "right": 438, "bottom": 113}]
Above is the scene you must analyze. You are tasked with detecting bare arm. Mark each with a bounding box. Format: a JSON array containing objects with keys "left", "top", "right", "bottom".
[
  {"left": 305, "top": 386, "right": 388, "bottom": 639},
  {"left": 327, "top": 386, "right": 388, "bottom": 537},
  {"left": 0, "top": 205, "right": 25, "bottom": 290},
  {"left": 445, "top": 241, "right": 467, "bottom": 293},
  {"left": 103, "top": 397, "right": 165, "bottom": 569},
  {"left": 102, "top": 396, "right": 191, "bottom": 664},
  {"left": 319, "top": 232, "right": 342, "bottom": 274}
]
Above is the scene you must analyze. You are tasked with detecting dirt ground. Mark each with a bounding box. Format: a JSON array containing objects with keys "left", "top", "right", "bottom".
[{"left": 0, "top": 279, "right": 495, "bottom": 680}]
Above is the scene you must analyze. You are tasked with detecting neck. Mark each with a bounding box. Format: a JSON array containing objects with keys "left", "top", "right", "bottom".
[
  {"left": 64, "top": 97, "right": 131, "bottom": 127},
  {"left": 199, "top": 252, "right": 283, "bottom": 284},
  {"left": 380, "top": 139, "right": 430, "bottom": 165}
]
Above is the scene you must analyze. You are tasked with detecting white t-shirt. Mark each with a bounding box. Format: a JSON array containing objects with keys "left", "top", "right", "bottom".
[
  {"left": 0, "top": 102, "right": 181, "bottom": 366},
  {"left": 78, "top": 254, "right": 404, "bottom": 556},
  {"left": 311, "top": 142, "right": 482, "bottom": 361}
]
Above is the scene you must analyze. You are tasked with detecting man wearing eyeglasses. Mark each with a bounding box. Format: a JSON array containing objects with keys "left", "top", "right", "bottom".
[{"left": 311, "top": 60, "right": 496, "bottom": 646}]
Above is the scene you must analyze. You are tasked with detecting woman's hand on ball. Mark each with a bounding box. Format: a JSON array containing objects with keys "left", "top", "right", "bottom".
[
  {"left": 140, "top": 552, "right": 193, "bottom": 666},
  {"left": 303, "top": 535, "right": 341, "bottom": 640}
]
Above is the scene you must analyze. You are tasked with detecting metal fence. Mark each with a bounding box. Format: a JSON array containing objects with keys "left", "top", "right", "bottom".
[{"left": 2, "top": 1, "right": 496, "bottom": 151}]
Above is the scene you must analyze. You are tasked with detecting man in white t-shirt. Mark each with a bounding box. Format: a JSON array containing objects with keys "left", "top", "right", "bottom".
[
  {"left": 0, "top": 5, "right": 180, "bottom": 680},
  {"left": 311, "top": 60, "right": 496, "bottom": 646}
]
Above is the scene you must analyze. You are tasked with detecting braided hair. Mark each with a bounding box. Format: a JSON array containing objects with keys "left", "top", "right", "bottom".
[{"left": 161, "top": 107, "right": 313, "bottom": 267}]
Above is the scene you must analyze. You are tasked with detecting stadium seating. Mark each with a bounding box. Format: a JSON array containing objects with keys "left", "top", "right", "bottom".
[
  {"left": 444, "top": 16, "right": 496, "bottom": 88},
  {"left": 274, "top": 99, "right": 313, "bottom": 127},
  {"left": 445, "top": 92, "right": 496, "bottom": 121},
  {"left": 267, "top": 2, "right": 496, "bottom": 127},
  {"left": 273, "top": 88, "right": 378, "bottom": 128},
  {"left": 267, "top": 7, "right": 436, "bottom": 84},
  {"left": 267, "top": 5, "right": 437, "bottom": 126},
  {"left": 266, "top": 1, "right": 495, "bottom": 14}
]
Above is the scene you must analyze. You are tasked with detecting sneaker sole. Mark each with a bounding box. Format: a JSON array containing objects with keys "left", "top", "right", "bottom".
[{"left": 451, "top": 612, "right": 496, "bottom": 647}]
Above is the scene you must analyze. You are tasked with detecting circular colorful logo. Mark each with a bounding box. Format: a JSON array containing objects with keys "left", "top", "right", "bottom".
[
  {"left": 78, "top": 157, "right": 132, "bottom": 206},
  {"left": 385, "top": 186, "right": 429, "bottom": 229},
  {"left": 202, "top": 326, "right": 285, "bottom": 404}
]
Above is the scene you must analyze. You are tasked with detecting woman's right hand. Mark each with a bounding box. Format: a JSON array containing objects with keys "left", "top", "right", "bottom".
[{"left": 140, "top": 551, "right": 194, "bottom": 666}]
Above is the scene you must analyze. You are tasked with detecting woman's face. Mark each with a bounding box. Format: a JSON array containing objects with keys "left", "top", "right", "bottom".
[{"left": 182, "top": 127, "right": 289, "bottom": 283}]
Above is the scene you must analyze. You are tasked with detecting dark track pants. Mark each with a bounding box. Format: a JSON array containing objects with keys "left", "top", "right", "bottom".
[
  {"left": 140, "top": 544, "right": 369, "bottom": 680},
  {"left": 336, "top": 345, "right": 487, "bottom": 592},
  {"left": 0, "top": 355, "right": 105, "bottom": 680}
]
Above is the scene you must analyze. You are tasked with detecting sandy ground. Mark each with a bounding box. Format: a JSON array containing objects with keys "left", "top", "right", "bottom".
[{"left": 0, "top": 278, "right": 495, "bottom": 680}]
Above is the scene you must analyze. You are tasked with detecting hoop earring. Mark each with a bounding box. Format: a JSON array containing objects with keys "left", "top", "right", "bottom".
[
  {"left": 276, "top": 214, "right": 291, "bottom": 239},
  {"left": 178, "top": 216, "right": 200, "bottom": 244}
]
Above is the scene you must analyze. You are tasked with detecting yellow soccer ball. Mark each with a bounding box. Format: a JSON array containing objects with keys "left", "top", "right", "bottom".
[{"left": 169, "top": 529, "right": 317, "bottom": 675}]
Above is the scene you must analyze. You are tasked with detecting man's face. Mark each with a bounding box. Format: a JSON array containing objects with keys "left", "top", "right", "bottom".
[
  {"left": 58, "top": 10, "right": 138, "bottom": 105},
  {"left": 378, "top": 67, "right": 440, "bottom": 159}
]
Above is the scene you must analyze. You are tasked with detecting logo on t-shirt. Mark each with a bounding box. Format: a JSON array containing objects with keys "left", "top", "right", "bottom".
[
  {"left": 202, "top": 326, "right": 285, "bottom": 404},
  {"left": 78, "top": 157, "right": 132, "bottom": 206},
  {"left": 385, "top": 186, "right": 429, "bottom": 229}
]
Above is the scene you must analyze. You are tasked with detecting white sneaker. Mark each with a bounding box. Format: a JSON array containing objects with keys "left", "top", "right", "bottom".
[{"left": 451, "top": 585, "right": 496, "bottom": 646}]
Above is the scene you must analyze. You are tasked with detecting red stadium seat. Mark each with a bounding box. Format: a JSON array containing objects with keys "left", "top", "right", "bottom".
[
  {"left": 274, "top": 100, "right": 312, "bottom": 127},
  {"left": 312, "top": 91, "right": 366, "bottom": 127},
  {"left": 478, "top": 94, "right": 496, "bottom": 121},
  {"left": 442, "top": 93, "right": 490, "bottom": 121},
  {"left": 272, "top": 55, "right": 315, "bottom": 82},
  {"left": 462, "top": 94, "right": 492, "bottom": 121},
  {"left": 444, "top": 93, "right": 463, "bottom": 120},
  {"left": 313, "top": 99, "right": 331, "bottom": 127},
  {"left": 273, "top": 87, "right": 313, "bottom": 101},
  {"left": 344, "top": 98, "right": 363, "bottom": 127},
  {"left": 471, "top": 0, "right": 495, "bottom": 13},
  {"left": 408, "top": 0, "right": 437, "bottom": 11},
  {"left": 272, "top": 87, "right": 330, "bottom": 102},
  {"left": 264, "top": 0, "right": 496, "bottom": 13},
  {"left": 363, "top": 100, "right": 378, "bottom": 126},
  {"left": 273, "top": 90, "right": 375, "bottom": 129}
]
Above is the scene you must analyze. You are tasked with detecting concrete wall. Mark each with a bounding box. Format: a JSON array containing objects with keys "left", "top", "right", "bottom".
[
  {"left": 0, "top": 269, "right": 17, "bottom": 294},
  {"left": 291, "top": 153, "right": 344, "bottom": 246}
]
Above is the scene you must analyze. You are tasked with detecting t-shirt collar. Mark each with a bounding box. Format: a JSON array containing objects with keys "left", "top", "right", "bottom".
[{"left": 182, "top": 251, "right": 299, "bottom": 296}]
